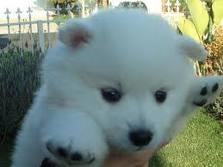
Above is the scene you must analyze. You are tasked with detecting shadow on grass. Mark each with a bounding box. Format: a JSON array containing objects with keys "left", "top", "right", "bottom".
[{"left": 149, "top": 154, "right": 166, "bottom": 167}]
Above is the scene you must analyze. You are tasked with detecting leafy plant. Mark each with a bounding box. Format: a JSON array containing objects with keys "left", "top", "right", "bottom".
[
  {"left": 177, "top": 0, "right": 223, "bottom": 43},
  {"left": 202, "top": 26, "right": 223, "bottom": 75}
]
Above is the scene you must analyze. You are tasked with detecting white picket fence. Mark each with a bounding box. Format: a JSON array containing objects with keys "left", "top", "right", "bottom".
[
  {"left": 0, "top": 4, "right": 77, "bottom": 53},
  {"left": 0, "top": 0, "right": 184, "bottom": 53}
]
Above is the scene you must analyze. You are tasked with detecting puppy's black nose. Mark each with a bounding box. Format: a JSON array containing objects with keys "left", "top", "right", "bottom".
[{"left": 129, "top": 129, "right": 153, "bottom": 147}]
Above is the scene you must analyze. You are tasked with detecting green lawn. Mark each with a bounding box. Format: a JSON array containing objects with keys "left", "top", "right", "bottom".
[
  {"left": 150, "top": 111, "right": 223, "bottom": 167},
  {"left": 1, "top": 111, "right": 223, "bottom": 167}
]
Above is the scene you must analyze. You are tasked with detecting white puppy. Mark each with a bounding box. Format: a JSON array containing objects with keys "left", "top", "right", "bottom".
[{"left": 11, "top": 9, "right": 223, "bottom": 167}]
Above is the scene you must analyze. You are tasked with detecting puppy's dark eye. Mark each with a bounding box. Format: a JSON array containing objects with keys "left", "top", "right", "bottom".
[
  {"left": 101, "top": 87, "right": 122, "bottom": 103},
  {"left": 154, "top": 90, "right": 167, "bottom": 103}
]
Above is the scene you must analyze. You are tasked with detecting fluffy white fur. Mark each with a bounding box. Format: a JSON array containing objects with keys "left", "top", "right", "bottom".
[{"left": 11, "top": 9, "right": 223, "bottom": 167}]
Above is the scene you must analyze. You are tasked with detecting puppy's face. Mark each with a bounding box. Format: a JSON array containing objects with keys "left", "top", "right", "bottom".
[{"left": 44, "top": 10, "right": 223, "bottom": 152}]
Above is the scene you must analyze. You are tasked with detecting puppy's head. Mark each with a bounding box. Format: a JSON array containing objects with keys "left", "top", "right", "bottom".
[{"left": 43, "top": 9, "right": 223, "bottom": 152}]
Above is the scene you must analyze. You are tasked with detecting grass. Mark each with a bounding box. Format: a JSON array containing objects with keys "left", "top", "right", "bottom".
[
  {"left": 0, "top": 111, "right": 223, "bottom": 167},
  {"left": 150, "top": 110, "right": 223, "bottom": 167}
]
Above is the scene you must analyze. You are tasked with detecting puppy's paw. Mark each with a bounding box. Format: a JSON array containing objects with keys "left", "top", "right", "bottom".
[
  {"left": 41, "top": 112, "right": 108, "bottom": 167},
  {"left": 45, "top": 139, "right": 95, "bottom": 166},
  {"left": 191, "top": 76, "right": 223, "bottom": 107}
]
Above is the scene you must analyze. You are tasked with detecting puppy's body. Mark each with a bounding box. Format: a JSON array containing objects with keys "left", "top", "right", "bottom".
[{"left": 12, "top": 9, "right": 223, "bottom": 167}]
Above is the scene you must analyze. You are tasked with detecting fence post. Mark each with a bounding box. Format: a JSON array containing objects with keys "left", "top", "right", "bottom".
[
  {"left": 46, "top": 8, "right": 51, "bottom": 48},
  {"left": 4, "top": 8, "right": 11, "bottom": 37},
  {"left": 27, "top": 7, "right": 34, "bottom": 54},
  {"left": 37, "top": 21, "right": 45, "bottom": 53},
  {"left": 16, "top": 8, "right": 23, "bottom": 56}
]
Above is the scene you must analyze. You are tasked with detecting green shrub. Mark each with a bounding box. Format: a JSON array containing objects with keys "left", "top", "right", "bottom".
[{"left": 0, "top": 45, "right": 43, "bottom": 143}]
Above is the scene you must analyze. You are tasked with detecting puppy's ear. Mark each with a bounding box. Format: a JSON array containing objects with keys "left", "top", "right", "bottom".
[
  {"left": 188, "top": 76, "right": 223, "bottom": 108},
  {"left": 58, "top": 19, "right": 93, "bottom": 48},
  {"left": 177, "top": 35, "right": 208, "bottom": 61}
]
